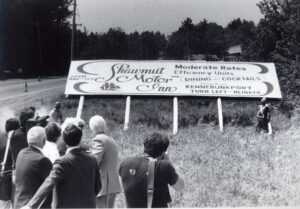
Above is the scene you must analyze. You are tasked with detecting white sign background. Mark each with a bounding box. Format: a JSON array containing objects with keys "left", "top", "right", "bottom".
[{"left": 65, "top": 60, "right": 282, "bottom": 98}]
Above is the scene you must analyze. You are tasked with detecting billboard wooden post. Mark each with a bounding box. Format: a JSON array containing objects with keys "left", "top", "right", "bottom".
[
  {"left": 124, "top": 96, "right": 131, "bottom": 131},
  {"left": 217, "top": 98, "right": 224, "bottom": 132},
  {"left": 76, "top": 96, "right": 85, "bottom": 119},
  {"left": 173, "top": 97, "right": 178, "bottom": 135}
]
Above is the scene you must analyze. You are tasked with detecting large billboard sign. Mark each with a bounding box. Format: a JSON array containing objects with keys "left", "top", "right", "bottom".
[{"left": 65, "top": 60, "right": 282, "bottom": 98}]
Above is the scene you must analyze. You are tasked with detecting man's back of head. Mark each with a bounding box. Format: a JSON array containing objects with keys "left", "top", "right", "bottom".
[
  {"left": 89, "top": 115, "right": 106, "bottom": 134},
  {"left": 143, "top": 132, "right": 169, "bottom": 158},
  {"left": 45, "top": 122, "right": 61, "bottom": 143},
  {"left": 5, "top": 118, "right": 20, "bottom": 133},
  {"left": 19, "top": 107, "right": 35, "bottom": 128},
  {"left": 27, "top": 126, "right": 46, "bottom": 149},
  {"left": 63, "top": 124, "right": 82, "bottom": 147}
]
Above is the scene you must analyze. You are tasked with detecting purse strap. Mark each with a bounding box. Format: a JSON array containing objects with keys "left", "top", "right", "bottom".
[
  {"left": 147, "top": 158, "right": 156, "bottom": 208},
  {"left": 1, "top": 131, "right": 13, "bottom": 173}
]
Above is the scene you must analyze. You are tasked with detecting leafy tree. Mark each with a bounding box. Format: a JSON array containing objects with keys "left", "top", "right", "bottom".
[
  {"left": 243, "top": 0, "right": 300, "bottom": 110},
  {"left": 199, "top": 22, "right": 226, "bottom": 57},
  {"left": 1, "top": 0, "right": 72, "bottom": 78},
  {"left": 243, "top": 0, "right": 299, "bottom": 61},
  {"left": 78, "top": 29, "right": 166, "bottom": 60},
  {"left": 224, "top": 18, "right": 255, "bottom": 48},
  {"left": 140, "top": 31, "right": 167, "bottom": 59},
  {"left": 165, "top": 17, "right": 195, "bottom": 59},
  {"left": 126, "top": 31, "right": 142, "bottom": 59},
  {"left": 165, "top": 18, "right": 226, "bottom": 59},
  {"left": 102, "top": 28, "right": 127, "bottom": 59}
]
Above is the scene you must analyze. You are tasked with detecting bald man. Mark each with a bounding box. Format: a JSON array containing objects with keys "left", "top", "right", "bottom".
[
  {"left": 14, "top": 126, "right": 52, "bottom": 209},
  {"left": 89, "top": 115, "right": 121, "bottom": 208}
]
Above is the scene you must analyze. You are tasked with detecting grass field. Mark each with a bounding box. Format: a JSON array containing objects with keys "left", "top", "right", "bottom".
[
  {"left": 61, "top": 97, "right": 300, "bottom": 208},
  {"left": 1, "top": 95, "right": 299, "bottom": 208}
]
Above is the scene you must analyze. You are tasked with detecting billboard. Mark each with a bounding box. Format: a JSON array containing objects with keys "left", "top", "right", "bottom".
[{"left": 65, "top": 60, "right": 282, "bottom": 98}]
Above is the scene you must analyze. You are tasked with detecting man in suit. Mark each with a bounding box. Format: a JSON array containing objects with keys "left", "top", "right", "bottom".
[
  {"left": 14, "top": 126, "right": 52, "bottom": 209},
  {"left": 89, "top": 115, "right": 121, "bottom": 208},
  {"left": 22, "top": 124, "right": 101, "bottom": 209}
]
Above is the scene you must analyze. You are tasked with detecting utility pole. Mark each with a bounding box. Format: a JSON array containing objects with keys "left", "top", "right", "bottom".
[
  {"left": 36, "top": 22, "right": 42, "bottom": 81},
  {"left": 70, "top": 0, "right": 77, "bottom": 61}
]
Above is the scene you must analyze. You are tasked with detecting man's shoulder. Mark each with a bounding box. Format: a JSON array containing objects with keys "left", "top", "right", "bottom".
[
  {"left": 61, "top": 149, "right": 96, "bottom": 163},
  {"left": 156, "top": 159, "right": 175, "bottom": 170},
  {"left": 93, "top": 134, "right": 110, "bottom": 141},
  {"left": 122, "top": 156, "right": 145, "bottom": 163},
  {"left": 30, "top": 147, "right": 49, "bottom": 160},
  {"left": 17, "top": 147, "right": 50, "bottom": 164},
  {"left": 82, "top": 150, "right": 98, "bottom": 161},
  {"left": 17, "top": 147, "right": 29, "bottom": 157},
  {"left": 92, "top": 134, "right": 115, "bottom": 146},
  {"left": 120, "top": 156, "right": 147, "bottom": 170},
  {"left": 40, "top": 154, "right": 52, "bottom": 163},
  {"left": 19, "top": 146, "right": 39, "bottom": 156},
  {"left": 12, "top": 128, "right": 25, "bottom": 137},
  {"left": 119, "top": 156, "right": 148, "bottom": 176}
]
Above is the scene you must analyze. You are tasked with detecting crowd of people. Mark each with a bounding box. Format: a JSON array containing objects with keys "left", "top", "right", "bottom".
[{"left": 0, "top": 102, "right": 185, "bottom": 209}]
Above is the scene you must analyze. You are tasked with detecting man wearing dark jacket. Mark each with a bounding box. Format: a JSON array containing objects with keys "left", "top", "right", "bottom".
[
  {"left": 10, "top": 108, "right": 35, "bottom": 167},
  {"left": 14, "top": 126, "right": 52, "bottom": 209},
  {"left": 22, "top": 124, "right": 101, "bottom": 209}
]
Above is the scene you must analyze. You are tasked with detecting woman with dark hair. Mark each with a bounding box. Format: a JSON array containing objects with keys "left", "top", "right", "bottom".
[{"left": 5, "top": 118, "right": 20, "bottom": 134}]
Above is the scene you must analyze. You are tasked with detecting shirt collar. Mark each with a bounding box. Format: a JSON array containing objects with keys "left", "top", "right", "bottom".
[{"left": 66, "top": 146, "right": 80, "bottom": 154}]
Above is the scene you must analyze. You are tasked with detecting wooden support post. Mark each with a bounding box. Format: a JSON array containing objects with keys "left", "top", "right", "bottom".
[
  {"left": 217, "top": 98, "right": 224, "bottom": 132},
  {"left": 76, "top": 96, "right": 85, "bottom": 119},
  {"left": 124, "top": 96, "right": 131, "bottom": 131},
  {"left": 173, "top": 97, "right": 178, "bottom": 135}
]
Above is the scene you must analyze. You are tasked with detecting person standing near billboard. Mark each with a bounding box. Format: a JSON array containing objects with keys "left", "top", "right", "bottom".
[{"left": 256, "top": 97, "right": 271, "bottom": 134}]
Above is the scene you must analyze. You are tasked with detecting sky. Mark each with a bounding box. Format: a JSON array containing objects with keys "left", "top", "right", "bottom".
[{"left": 76, "top": 0, "right": 263, "bottom": 35}]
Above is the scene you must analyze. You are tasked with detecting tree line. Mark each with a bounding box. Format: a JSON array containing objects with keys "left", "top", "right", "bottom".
[
  {"left": 77, "top": 17, "right": 255, "bottom": 61},
  {"left": 1, "top": 0, "right": 256, "bottom": 78},
  {"left": 1, "top": 0, "right": 72, "bottom": 78},
  {"left": 1, "top": 0, "right": 300, "bottom": 110}
]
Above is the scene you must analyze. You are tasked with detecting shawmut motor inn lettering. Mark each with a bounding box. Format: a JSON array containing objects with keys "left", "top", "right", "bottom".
[{"left": 65, "top": 60, "right": 282, "bottom": 98}]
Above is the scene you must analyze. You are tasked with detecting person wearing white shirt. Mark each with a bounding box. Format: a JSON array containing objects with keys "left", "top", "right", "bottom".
[{"left": 42, "top": 122, "right": 61, "bottom": 163}]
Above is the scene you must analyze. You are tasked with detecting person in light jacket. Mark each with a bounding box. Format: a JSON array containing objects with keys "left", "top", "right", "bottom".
[{"left": 89, "top": 115, "right": 122, "bottom": 208}]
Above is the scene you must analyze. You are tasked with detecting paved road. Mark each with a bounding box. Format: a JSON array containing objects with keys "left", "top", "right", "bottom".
[
  {"left": 0, "top": 77, "right": 66, "bottom": 102},
  {"left": 0, "top": 77, "right": 67, "bottom": 114},
  {"left": 0, "top": 77, "right": 67, "bottom": 133}
]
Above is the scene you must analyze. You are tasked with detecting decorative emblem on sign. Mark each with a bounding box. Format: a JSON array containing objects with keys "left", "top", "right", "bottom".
[{"left": 100, "top": 82, "right": 120, "bottom": 91}]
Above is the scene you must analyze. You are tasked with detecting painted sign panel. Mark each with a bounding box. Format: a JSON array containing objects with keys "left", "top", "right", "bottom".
[{"left": 65, "top": 60, "right": 282, "bottom": 98}]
